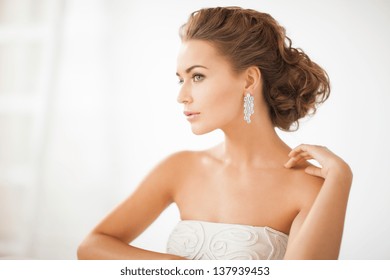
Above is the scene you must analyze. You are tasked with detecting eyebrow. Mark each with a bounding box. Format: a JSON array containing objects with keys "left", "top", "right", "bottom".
[{"left": 176, "top": 65, "right": 208, "bottom": 76}]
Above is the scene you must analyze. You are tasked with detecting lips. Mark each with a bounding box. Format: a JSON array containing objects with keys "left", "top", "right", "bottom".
[{"left": 184, "top": 111, "right": 200, "bottom": 117}]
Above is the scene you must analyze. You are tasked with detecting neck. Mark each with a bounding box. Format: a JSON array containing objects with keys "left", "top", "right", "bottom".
[{"left": 219, "top": 115, "right": 291, "bottom": 169}]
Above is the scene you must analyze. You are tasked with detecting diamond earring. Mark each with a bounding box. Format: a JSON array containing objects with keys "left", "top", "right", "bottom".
[{"left": 244, "top": 92, "right": 254, "bottom": 124}]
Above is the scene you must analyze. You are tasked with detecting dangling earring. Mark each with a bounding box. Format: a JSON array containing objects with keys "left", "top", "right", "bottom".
[{"left": 243, "top": 92, "right": 254, "bottom": 124}]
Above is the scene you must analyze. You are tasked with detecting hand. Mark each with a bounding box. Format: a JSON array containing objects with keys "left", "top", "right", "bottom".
[{"left": 284, "top": 144, "right": 352, "bottom": 180}]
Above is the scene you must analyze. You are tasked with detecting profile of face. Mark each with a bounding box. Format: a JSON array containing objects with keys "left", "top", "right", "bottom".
[{"left": 176, "top": 40, "right": 248, "bottom": 135}]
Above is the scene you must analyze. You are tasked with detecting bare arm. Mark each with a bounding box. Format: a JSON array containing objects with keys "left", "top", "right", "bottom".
[
  {"left": 77, "top": 152, "right": 188, "bottom": 260},
  {"left": 283, "top": 144, "right": 353, "bottom": 259},
  {"left": 77, "top": 233, "right": 183, "bottom": 260}
]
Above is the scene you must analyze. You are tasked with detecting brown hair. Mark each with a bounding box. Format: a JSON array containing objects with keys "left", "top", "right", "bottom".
[{"left": 179, "top": 7, "right": 330, "bottom": 131}]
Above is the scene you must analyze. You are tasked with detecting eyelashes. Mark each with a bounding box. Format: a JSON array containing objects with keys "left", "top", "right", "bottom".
[
  {"left": 192, "top": 73, "right": 205, "bottom": 82},
  {"left": 178, "top": 73, "right": 205, "bottom": 85}
]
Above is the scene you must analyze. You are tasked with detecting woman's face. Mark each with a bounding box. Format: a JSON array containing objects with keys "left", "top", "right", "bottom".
[{"left": 176, "top": 40, "right": 246, "bottom": 135}]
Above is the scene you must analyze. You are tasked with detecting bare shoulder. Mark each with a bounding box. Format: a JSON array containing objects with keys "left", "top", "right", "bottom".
[
  {"left": 163, "top": 147, "right": 217, "bottom": 165},
  {"left": 287, "top": 162, "right": 324, "bottom": 210},
  {"left": 159, "top": 150, "right": 203, "bottom": 168},
  {"left": 131, "top": 151, "right": 199, "bottom": 197},
  {"left": 153, "top": 149, "right": 207, "bottom": 180}
]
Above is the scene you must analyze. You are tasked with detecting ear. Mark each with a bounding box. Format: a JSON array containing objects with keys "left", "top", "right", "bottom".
[{"left": 244, "top": 66, "right": 261, "bottom": 92}]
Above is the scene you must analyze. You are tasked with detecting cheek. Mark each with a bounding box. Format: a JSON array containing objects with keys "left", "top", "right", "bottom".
[
  {"left": 189, "top": 83, "right": 242, "bottom": 135},
  {"left": 205, "top": 83, "right": 243, "bottom": 120}
]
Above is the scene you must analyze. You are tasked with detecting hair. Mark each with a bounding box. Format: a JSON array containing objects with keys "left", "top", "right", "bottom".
[{"left": 179, "top": 7, "right": 330, "bottom": 131}]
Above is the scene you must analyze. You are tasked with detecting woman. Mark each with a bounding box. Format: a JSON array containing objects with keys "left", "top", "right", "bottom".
[{"left": 77, "top": 6, "right": 352, "bottom": 260}]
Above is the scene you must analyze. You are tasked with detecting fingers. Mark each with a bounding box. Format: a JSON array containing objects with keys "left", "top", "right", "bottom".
[
  {"left": 284, "top": 143, "right": 347, "bottom": 180},
  {"left": 288, "top": 144, "right": 326, "bottom": 158},
  {"left": 304, "top": 165, "right": 324, "bottom": 178},
  {"left": 284, "top": 152, "right": 313, "bottom": 168},
  {"left": 284, "top": 144, "right": 327, "bottom": 169}
]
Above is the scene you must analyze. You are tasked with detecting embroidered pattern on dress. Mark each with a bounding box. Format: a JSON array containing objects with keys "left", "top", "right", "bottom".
[{"left": 166, "top": 220, "right": 288, "bottom": 260}]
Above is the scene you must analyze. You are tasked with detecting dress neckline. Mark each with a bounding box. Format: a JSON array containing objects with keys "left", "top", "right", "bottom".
[{"left": 179, "top": 219, "right": 289, "bottom": 237}]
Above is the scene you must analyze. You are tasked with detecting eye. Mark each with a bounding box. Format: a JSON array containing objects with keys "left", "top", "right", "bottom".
[
  {"left": 192, "top": 74, "right": 205, "bottom": 82},
  {"left": 177, "top": 79, "right": 184, "bottom": 85}
]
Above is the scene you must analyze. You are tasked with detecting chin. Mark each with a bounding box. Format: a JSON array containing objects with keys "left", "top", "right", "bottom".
[{"left": 190, "top": 124, "right": 216, "bottom": 135}]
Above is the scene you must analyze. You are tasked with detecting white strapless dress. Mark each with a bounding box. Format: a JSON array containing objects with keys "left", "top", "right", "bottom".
[{"left": 166, "top": 220, "right": 288, "bottom": 260}]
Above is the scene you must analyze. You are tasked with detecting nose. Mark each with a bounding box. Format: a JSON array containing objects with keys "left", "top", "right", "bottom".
[{"left": 176, "top": 84, "right": 193, "bottom": 104}]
